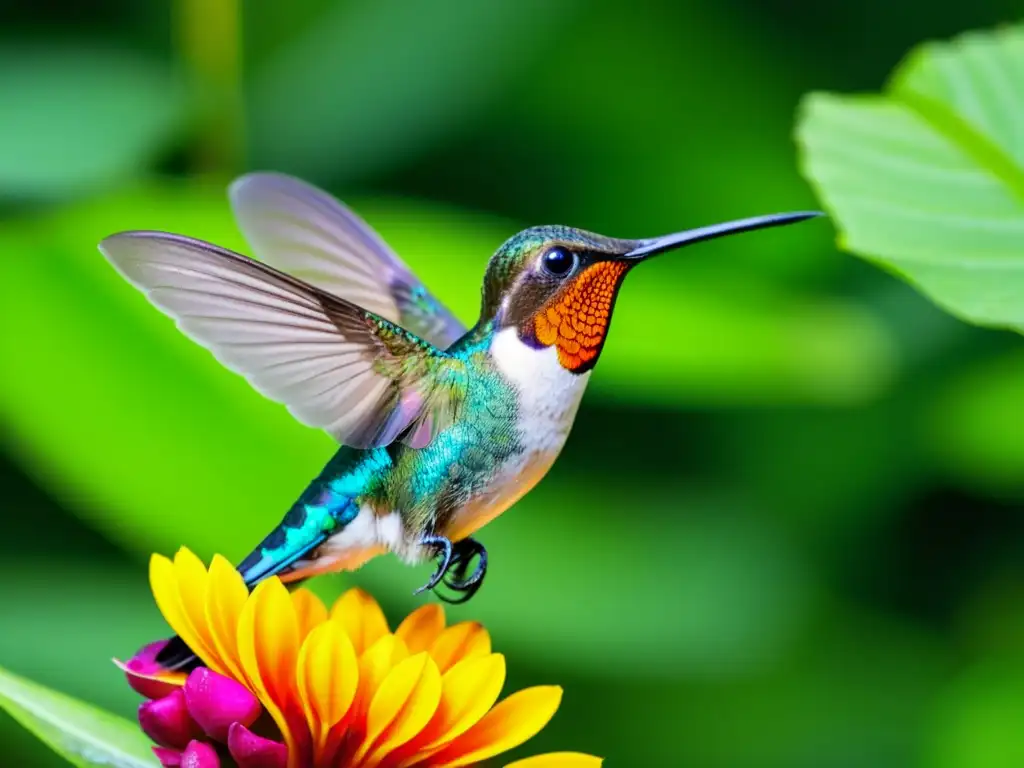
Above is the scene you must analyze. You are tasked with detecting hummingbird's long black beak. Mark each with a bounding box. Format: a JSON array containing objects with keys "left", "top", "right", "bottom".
[{"left": 623, "top": 211, "right": 824, "bottom": 260}]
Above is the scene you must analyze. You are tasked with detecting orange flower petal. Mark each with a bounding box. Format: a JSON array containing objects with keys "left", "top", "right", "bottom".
[
  {"left": 241, "top": 579, "right": 301, "bottom": 707},
  {"left": 237, "top": 579, "right": 306, "bottom": 767},
  {"left": 504, "top": 753, "right": 603, "bottom": 767},
  {"left": 143, "top": 552, "right": 585, "bottom": 768},
  {"left": 236, "top": 581, "right": 280, "bottom": 701},
  {"left": 296, "top": 620, "right": 358, "bottom": 755},
  {"left": 204, "top": 554, "right": 248, "bottom": 682},
  {"left": 395, "top": 604, "right": 446, "bottom": 654},
  {"left": 391, "top": 653, "right": 507, "bottom": 768},
  {"left": 422, "top": 654, "right": 506, "bottom": 750},
  {"left": 424, "top": 686, "right": 563, "bottom": 767},
  {"left": 428, "top": 622, "right": 491, "bottom": 673},
  {"left": 292, "top": 589, "right": 328, "bottom": 640},
  {"left": 331, "top": 588, "right": 390, "bottom": 654},
  {"left": 332, "top": 634, "right": 409, "bottom": 766},
  {"left": 359, "top": 653, "right": 442, "bottom": 766}
]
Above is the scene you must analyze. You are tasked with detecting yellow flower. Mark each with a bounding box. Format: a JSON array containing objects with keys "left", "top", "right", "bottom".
[{"left": 140, "top": 547, "right": 601, "bottom": 768}]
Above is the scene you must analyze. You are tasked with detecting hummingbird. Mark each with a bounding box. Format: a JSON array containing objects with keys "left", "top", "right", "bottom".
[{"left": 99, "top": 172, "right": 820, "bottom": 669}]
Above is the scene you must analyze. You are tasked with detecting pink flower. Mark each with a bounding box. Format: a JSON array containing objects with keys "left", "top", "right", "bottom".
[
  {"left": 228, "top": 723, "right": 289, "bottom": 768},
  {"left": 181, "top": 741, "right": 221, "bottom": 768},
  {"left": 138, "top": 689, "right": 197, "bottom": 749},
  {"left": 118, "top": 639, "right": 186, "bottom": 700},
  {"left": 121, "top": 646, "right": 285, "bottom": 768},
  {"left": 184, "top": 668, "right": 261, "bottom": 742}
]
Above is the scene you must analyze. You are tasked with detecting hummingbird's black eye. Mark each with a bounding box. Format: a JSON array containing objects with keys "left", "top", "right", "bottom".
[{"left": 541, "top": 247, "right": 576, "bottom": 277}]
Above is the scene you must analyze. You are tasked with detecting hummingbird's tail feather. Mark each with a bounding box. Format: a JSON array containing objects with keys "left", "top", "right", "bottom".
[
  {"left": 151, "top": 534, "right": 330, "bottom": 673},
  {"left": 237, "top": 531, "right": 330, "bottom": 587},
  {"left": 151, "top": 497, "right": 360, "bottom": 673}
]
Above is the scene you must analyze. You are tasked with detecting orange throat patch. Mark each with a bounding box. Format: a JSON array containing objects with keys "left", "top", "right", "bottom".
[{"left": 532, "top": 261, "right": 627, "bottom": 372}]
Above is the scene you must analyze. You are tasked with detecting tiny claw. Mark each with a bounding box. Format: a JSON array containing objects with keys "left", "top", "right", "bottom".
[
  {"left": 436, "top": 538, "right": 487, "bottom": 605},
  {"left": 447, "top": 540, "right": 487, "bottom": 589},
  {"left": 435, "top": 580, "right": 482, "bottom": 605},
  {"left": 414, "top": 534, "right": 454, "bottom": 595}
]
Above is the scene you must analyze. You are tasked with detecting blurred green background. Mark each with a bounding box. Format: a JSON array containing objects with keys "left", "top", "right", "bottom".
[{"left": 2, "top": 1, "right": 1023, "bottom": 766}]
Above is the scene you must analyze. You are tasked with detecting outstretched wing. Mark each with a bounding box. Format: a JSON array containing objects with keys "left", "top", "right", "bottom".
[
  {"left": 99, "top": 232, "right": 467, "bottom": 449},
  {"left": 229, "top": 172, "right": 467, "bottom": 351}
]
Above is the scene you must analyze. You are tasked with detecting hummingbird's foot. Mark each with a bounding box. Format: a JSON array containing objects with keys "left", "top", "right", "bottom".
[
  {"left": 414, "top": 534, "right": 454, "bottom": 595},
  {"left": 437, "top": 537, "right": 488, "bottom": 605}
]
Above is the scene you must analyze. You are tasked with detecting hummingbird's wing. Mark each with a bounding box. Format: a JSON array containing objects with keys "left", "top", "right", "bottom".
[
  {"left": 228, "top": 172, "right": 467, "bottom": 351},
  {"left": 99, "top": 232, "right": 467, "bottom": 449}
]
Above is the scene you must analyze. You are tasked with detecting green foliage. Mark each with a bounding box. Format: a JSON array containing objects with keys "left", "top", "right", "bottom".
[
  {"left": 247, "top": 0, "right": 580, "bottom": 181},
  {"left": 926, "top": 350, "right": 1024, "bottom": 494},
  {"left": 0, "top": 46, "right": 187, "bottom": 200},
  {"left": 925, "top": 662, "right": 1024, "bottom": 768},
  {"left": 2, "top": 3, "right": 1022, "bottom": 767},
  {"left": 0, "top": 563, "right": 162, "bottom": 714},
  {"left": 797, "top": 25, "right": 1024, "bottom": 333},
  {"left": 0, "top": 665, "right": 156, "bottom": 768}
]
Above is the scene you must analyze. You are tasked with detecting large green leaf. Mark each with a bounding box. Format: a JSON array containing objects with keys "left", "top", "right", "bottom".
[
  {"left": 796, "top": 25, "right": 1024, "bottom": 333},
  {"left": 0, "top": 46, "right": 188, "bottom": 199},
  {"left": 0, "top": 665, "right": 156, "bottom": 768},
  {"left": 0, "top": 558, "right": 175, "bottom": 766}
]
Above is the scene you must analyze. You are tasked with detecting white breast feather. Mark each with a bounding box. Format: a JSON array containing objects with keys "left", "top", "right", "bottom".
[
  {"left": 490, "top": 327, "right": 590, "bottom": 450},
  {"left": 322, "top": 329, "right": 592, "bottom": 567},
  {"left": 447, "top": 328, "right": 590, "bottom": 524}
]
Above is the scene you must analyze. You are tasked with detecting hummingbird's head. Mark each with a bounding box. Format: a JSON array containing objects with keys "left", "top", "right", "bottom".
[{"left": 480, "top": 212, "right": 822, "bottom": 373}]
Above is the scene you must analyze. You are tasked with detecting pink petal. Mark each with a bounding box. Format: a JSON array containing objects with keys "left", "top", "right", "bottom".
[
  {"left": 180, "top": 740, "right": 221, "bottom": 768},
  {"left": 121, "top": 639, "right": 182, "bottom": 699},
  {"left": 152, "top": 747, "right": 182, "bottom": 767},
  {"left": 139, "top": 689, "right": 197, "bottom": 749},
  {"left": 184, "top": 667, "right": 261, "bottom": 742},
  {"left": 227, "top": 722, "right": 288, "bottom": 768}
]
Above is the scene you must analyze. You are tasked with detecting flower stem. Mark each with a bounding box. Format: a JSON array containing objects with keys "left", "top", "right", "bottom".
[{"left": 175, "top": 0, "right": 244, "bottom": 175}]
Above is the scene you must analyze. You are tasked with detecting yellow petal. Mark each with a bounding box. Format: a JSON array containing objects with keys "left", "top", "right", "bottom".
[
  {"left": 292, "top": 588, "right": 328, "bottom": 639},
  {"left": 395, "top": 604, "right": 446, "bottom": 654},
  {"left": 296, "top": 621, "right": 359, "bottom": 747},
  {"left": 359, "top": 634, "right": 408, "bottom": 697},
  {"left": 172, "top": 548, "right": 224, "bottom": 672},
  {"left": 421, "top": 654, "right": 506, "bottom": 750},
  {"left": 391, "top": 653, "right": 507, "bottom": 768},
  {"left": 249, "top": 579, "right": 301, "bottom": 706},
  {"left": 237, "top": 579, "right": 306, "bottom": 766},
  {"left": 503, "top": 753, "right": 603, "bottom": 768},
  {"left": 149, "top": 553, "right": 219, "bottom": 672},
  {"left": 236, "top": 584, "right": 269, "bottom": 700},
  {"left": 326, "top": 633, "right": 408, "bottom": 767},
  {"left": 149, "top": 554, "right": 188, "bottom": 636},
  {"left": 428, "top": 622, "right": 491, "bottom": 673},
  {"left": 424, "top": 686, "right": 563, "bottom": 767},
  {"left": 331, "top": 588, "right": 390, "bottom": 655},
  {"left": 204, "top": 554, "right": 248, "bottom": 682},
  {"left": 360, "top": 653, "right": 442, "bottom": 766}
]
